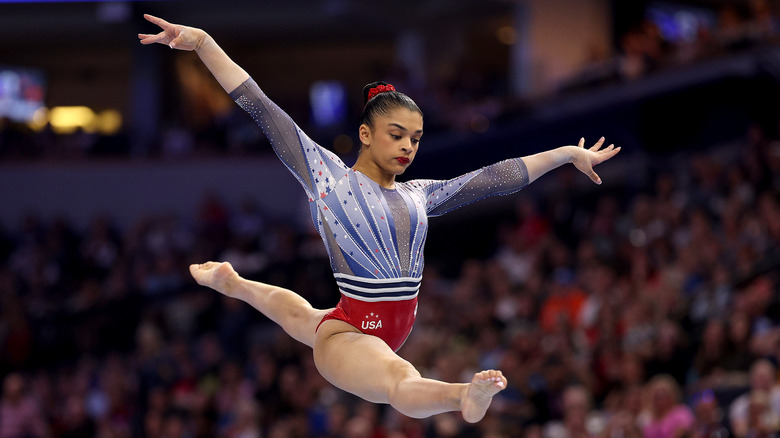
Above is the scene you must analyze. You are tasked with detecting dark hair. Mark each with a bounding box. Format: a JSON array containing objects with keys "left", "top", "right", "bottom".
[{"left": 360, "top": 81, "right": 423, "bottom": 128}]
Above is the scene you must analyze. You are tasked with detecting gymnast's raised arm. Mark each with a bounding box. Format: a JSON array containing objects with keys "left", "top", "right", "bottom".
[
  {"left": 139, "top": 14, "right": 349, "bottom": 200},
  {"left": 138, "top": 14, "right": 249, "bottom": 93}
]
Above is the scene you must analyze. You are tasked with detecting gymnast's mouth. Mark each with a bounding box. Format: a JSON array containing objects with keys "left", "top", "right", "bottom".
[{"left": 396, "top": 157, "right": 410, "bottom": 164}]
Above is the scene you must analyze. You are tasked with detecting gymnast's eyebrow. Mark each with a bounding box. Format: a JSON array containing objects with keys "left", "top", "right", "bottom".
[{"left": 388, "top": 123, "right": 423, "bottom": 134}]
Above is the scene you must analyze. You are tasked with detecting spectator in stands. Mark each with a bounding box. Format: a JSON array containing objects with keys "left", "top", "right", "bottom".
[
  {"left": 689, "top": 389, "right": 729, "bottom": 438},
  {"left": 542, "top": 384, "right": 604, "bottom": 438},
  {"left": 642, "top": 375, "right": 694, "bottom": 438},
  {"left": 729, "top": 359, "right": 780, "bottom": 438},
  {"left": 691, "top": 319, "right": 728, "bottom": 385},
  {"left": 743, "top": 390, "right": 780, "bottom": 438},
  {"left": 601, "top": 384, "right": 644, "bottom": 438},
  {"left": 0, "top": 373, "right": 48, "bottom": 438}
]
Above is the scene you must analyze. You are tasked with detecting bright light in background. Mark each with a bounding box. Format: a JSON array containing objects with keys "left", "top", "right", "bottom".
[
  {"left": 0, "top": 67, "right": 45, "bottom": 123},
  {"left": 96, "top": 109, "right": 122, "bottom": 134},
  {"left": 49, "top": 106, "right": 95, "bottom": 134},
  {"left": 310, "top": 81, "right": 347, "bottom": 128},
  {"left": 646, "top": 2, "right": 716, "bottom": 42},
  {"left": 28, "top": 107, "right": 49, "bottom": 132},
  {"left": 40, "top": 106, "right": 123, "bottom": 135}
]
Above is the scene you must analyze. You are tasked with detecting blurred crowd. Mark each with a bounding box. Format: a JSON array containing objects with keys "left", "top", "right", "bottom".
[
  {"left": 559, "top": 0, "right": 780, "bottom": 92},
  {"left": 2, "top": 104, "right": 780, "bottom": 438}
]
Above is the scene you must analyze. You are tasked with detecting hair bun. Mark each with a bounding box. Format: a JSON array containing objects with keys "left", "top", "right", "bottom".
[{"left": 363, "top": 81, "right": 396, "bottom": 104}]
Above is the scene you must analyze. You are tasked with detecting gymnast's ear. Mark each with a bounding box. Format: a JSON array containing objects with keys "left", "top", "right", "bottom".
[{"left": 358, "top": 123, "right": 372, "bottom": 147}]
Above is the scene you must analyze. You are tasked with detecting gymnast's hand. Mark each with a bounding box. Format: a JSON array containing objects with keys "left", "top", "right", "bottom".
[
  {"left": 570, "top": 137, "right": 621, "bottom": 185},
  {"left": 138, "top": 14, "right": 207, "bottom": 51}
]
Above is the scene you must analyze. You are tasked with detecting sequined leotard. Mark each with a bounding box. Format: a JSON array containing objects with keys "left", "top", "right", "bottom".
[{"left": 231, "top": 78, "right": 529, "bottom": 351}]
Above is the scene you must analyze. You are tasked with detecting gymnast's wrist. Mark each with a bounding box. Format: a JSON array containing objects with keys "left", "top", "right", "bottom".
[
  {"left": 561, "top": 146, "right": 578, "bottom": 164},
  {"left": 194, "top": 31, "right": 212, "bottom": 53},
  {"left": 223, "top": 269, "right": 243, "bottom": 297}
]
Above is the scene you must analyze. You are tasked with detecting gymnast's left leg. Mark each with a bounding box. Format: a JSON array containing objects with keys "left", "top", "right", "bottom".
[
  {"left": 189, "top": 261, "right": 328, "bottom": 348},
  {"left": 313, "top": 319, "right": 507, "bottom": 422}
]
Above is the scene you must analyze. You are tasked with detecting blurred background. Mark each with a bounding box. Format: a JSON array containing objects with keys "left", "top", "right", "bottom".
[{"left": 1, "top": 0, "right": 780, "bottom": 437}]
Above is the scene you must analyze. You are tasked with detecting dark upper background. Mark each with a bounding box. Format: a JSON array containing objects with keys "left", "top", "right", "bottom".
[{"left": 2, "top": 0, "right": 779, "bottom": 228}]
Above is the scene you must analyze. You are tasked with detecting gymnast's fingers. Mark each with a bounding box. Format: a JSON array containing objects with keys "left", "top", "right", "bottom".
[
  {"left": 589, "top": 169, "right": 601, "bottom": 185},
  {"left": 597, "top": 145, "right": 621, "bottom": 163},
  {"left": 138, "top": 33, "right": 166, "bottom": 45},
  {"left": 143, "top": 14, "right": 172, "bottom": 30},
  {"left": 590, "top": 137, "right": 605, "bottom": 151}
]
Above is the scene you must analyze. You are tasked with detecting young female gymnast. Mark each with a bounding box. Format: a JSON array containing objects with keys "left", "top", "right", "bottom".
[{"left": 139, "top": 14, "right": 620, "bottom": 423}]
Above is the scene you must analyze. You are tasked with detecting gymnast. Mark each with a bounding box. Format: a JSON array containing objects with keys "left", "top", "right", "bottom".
[{"left": 139, "top": 14, "right": 620, "bottom": 423}]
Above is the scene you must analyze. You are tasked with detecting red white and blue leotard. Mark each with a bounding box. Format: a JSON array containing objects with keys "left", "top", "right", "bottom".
[{"left": 231, "top": 78, "right": 530, "bottom": 351}]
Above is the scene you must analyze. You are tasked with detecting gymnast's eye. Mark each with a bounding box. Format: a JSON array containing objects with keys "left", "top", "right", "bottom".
[
  {"left": 411, "top": 138, "right": 420, "bottom": 145},
  {"left": 391, "top": 134, "right": 402, "bottom": 140}
]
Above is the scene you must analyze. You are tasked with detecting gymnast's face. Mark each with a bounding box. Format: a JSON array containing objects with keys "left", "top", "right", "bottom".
[{"left": 359, "top": 107, "right": 423, "bottom": 176}]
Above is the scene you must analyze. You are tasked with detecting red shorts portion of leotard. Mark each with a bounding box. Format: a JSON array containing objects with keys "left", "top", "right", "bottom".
[{"left": 317, "top": 295, "right": 418, "bottom": 352}]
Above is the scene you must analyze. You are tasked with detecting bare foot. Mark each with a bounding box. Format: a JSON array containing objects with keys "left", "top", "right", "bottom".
[
  {"left": 460, "top": 370, "right": 507, "bottom": 423},
  {"left": 189, "top": 261, "right": 238, "bottom": 296}
]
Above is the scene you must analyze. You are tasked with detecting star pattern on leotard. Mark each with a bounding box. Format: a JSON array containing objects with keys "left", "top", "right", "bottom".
[{"left": 233, "top": 78, "right": 530, "bottom": 290}]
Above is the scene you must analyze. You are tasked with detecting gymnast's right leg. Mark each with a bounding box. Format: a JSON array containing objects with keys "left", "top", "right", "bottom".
[
  {"left": 313, "top": 319, "right": 507, "bottom": 422},
  {"left": 189, "top": 262, "right": 328, "bottom": 348}
]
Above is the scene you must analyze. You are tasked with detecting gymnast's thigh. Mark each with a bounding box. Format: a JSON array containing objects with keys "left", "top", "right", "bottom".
[{"left": 312, "top": 319, "right": 421, "bottom": 404}]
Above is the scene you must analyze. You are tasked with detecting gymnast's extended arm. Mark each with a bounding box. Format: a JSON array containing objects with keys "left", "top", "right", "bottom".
[
  {"left": 417, "top": 137, "right": 621, "bottom": 217},
  {"left": 522, "top": 137, "right": 620, "bottom": 185},
  {"left": 139, "top": 14, "right": 349, "bottom": 199}
]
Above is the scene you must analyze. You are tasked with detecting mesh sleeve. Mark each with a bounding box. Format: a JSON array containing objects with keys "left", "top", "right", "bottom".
[
  {"left": 407, "top": 158, "right": 530, "bottom": 217},
  {"left": 230, "top": 78, "right": 348, "bottom": 198}
]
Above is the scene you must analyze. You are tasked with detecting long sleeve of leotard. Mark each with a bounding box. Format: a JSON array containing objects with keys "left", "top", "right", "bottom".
[
  {"left": 406, "top": 158, "right": 530, "bottom": 217},
  {"left": 229, "top": 78, "right": 349, "bottom": 200}
]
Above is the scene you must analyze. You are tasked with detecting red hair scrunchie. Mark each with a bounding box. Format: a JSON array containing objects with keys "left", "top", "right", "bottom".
[{"left": 366, "top": 84, "right": 396, "bottom": 102}]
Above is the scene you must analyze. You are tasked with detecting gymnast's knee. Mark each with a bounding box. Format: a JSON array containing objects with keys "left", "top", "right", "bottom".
[{"left": 387, "top": 362, "right": 422, "bottom": 400}]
